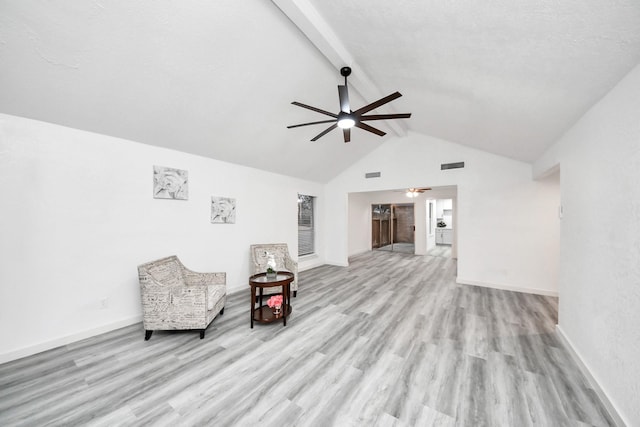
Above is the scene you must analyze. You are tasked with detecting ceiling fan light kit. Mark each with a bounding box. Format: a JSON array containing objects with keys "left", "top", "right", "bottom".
[
  {"left": 337, "top": 112, "right": 355, "bottom": 129},
  {"left": 288, "top": 67, "right": 411, "bottom": 143}
]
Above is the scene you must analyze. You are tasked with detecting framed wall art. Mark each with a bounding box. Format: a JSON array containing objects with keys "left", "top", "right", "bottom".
[
  {"left": 153, "top": 166, "right": 188, "bottom": 200},
  {"left": 211, "top": 196, "right": 236, "bottom": 224}
]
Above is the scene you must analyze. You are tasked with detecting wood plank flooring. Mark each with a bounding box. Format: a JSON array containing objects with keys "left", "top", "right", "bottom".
[
  {"left": 427, "top": 244, "right": 452, "bottom": 258},
  {"left": 0, "top": 251, "right": 615, "bottom": 426},
  {"left": 376, "top": 243, "right": 415, "bottom": 254}
]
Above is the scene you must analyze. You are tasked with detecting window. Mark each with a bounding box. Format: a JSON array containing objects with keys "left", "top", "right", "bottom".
[{"left": 298, "top": 194, "right": 315, "bottom": 256}]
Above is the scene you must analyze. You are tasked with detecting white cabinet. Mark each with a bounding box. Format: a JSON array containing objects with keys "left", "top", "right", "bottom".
[
  {"left": 435, "top": 228, "right": 453, "bottom": 245},
  {"left": 436, "top": 199, "right": 453, "bottom": 218}
]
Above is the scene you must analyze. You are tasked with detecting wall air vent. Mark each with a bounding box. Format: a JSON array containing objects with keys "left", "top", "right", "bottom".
[
  {"left": 441, "top": 162, "right": 465, "bottom": 170},
  {"left": 365, "top": 172, "right": 381, "bottom": 178}
]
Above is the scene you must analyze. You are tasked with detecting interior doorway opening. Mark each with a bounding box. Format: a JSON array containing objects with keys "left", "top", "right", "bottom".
[
  {"left": 372, "top": 203, "right": 415, "bottom": 254},
  {"left": 427, "top": 198, "right": 453, "bottom": 258}
]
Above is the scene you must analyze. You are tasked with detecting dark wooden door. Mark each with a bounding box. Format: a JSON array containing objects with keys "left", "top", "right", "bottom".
[
  {"left": 393, "top": 205, "right": 415, "bottom": 243},
  {"left": 381, "top": 220, "right": 390, "bottom": 246},
  {"left": 372, "top": 204, "right": 392, "bottom": 248},
  {"left": 372, "top": 219, "right": 381, "bottom": 248}
]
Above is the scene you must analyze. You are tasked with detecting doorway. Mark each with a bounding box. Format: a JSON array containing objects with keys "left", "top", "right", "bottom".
[
  {"left": 372, "top": 203, "right": 415, "bottom": 254},
  {"left": 427, "top": 198, "right": 453, "bottom": 258}
]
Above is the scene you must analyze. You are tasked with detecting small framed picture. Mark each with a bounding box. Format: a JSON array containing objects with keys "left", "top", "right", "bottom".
[
  {"left": 211, "top": 196, "right": 236, "bottom": 224},
  {"left": 153, "top": 166, "right": 188, "bottom": 200}
]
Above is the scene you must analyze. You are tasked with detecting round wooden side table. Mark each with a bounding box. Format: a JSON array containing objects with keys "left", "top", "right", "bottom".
[{"left": 249, "top": 271, "right": 294, "bottom": 328}]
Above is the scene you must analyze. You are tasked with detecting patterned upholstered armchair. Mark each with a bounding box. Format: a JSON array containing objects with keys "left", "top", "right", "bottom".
[
  {"left": 137, "top": 255, "right": 226, "bottom": 340},
  {"left": 250, "top": 243, "right": 298, "bottom": 297}
]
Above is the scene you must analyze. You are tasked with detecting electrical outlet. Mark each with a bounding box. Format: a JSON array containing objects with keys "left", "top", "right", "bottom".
[{"left": 100, "top": 298, "right": 109, "bottom": 309}]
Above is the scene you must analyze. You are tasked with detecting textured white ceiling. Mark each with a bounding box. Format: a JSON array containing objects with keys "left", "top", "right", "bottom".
[
  {"left": 306, "top": 0, "right": 640, "bottom": 161},
  {"left": 1, "top": 1, "right": 639, "bottom": 182}
]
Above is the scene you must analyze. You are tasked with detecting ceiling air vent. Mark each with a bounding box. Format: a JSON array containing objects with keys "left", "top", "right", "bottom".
[
  {"left": 365, "top": 172, "right": 381, "bottom": 178},
  {"left": 441, "top": 162, "right": 465, "bottom": 170}
]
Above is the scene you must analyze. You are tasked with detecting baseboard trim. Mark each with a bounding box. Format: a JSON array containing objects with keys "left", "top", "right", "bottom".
[
  {"left": 555, "top": 325, "right": 627, "bottom": 427},
  {"left": 456, "top": 277, "right": 558, "bottom": 297},
  {"left": 299, "top": 255, "right": 324, "bottom": 272},
  {"left": 326, "top": 261, "right": 349, "bottom": 267},
  {"left": 348, "top": 249, "right": 371, "bottom": 257},
  {"left": 0, "top": 315, "right": 142, "bottom": 365}
]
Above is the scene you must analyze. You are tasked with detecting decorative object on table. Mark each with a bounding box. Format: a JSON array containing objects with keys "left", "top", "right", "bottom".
[
  {"left": 153, "top": 166, "right": 188, "bottom": 200},
  {"left": 137, "top": 255, "right": 226, "bottom": 340},
  {"left": 267, "top": 295, "right": 284, "bottom": 317},
  {"left": 249, "top": 243, "right": 299, "bottom": 297},
  {"left": 437, "top": 220, "right": 447, "bottom": 228},
  {"left": 266, "top": 253, "right": 277, "bottom": 279},
  {"left": 211, "top": 196, "right": 236, "bottom": 224}
]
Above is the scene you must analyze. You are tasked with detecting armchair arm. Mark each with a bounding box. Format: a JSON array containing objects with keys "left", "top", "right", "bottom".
[
  {"left": 284, "top": 255, "right": 298, "bottom": 291},
  {"left": 250, "top": 259, "right": 262, "bottom": 274},
  {"left": 249, "top": 250, "right": 264, "bottom": 274},
  {"left": 284, "top": 256, "right": 298, "bottom": 275},
  {"left": 183, "top": 269, "right": 226, "bottom": 286}
]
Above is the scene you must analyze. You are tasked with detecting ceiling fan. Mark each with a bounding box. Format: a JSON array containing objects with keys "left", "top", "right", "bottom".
[
  {"left": 403, "top": 187, "right": 431, "bottom": 198},
  {"left": 287, "top": 67, "right": 411, "bottom": 143}
]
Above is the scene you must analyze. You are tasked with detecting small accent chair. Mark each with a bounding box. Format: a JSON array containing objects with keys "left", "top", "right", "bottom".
[
  {"left": 138, "top": 255, "right": 226, "bottom": 340},
  {"left": 250, "top": 243, "right": 298, "bottom": 297}
]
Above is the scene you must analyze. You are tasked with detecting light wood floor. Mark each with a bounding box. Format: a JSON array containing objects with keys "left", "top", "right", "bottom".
[
  {"left": 377, "top": 243, "right": 415, "bottom": 254},
  {"left": 0, "top": 251, "right": 614, "bottom": 426},
  {"left": 428, "top": 244, "right": 452, "bottom": 258}
]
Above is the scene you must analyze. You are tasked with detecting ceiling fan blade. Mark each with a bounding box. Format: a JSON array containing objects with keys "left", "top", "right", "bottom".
[
  {"left": 287, "top": 119, "right": 336, "bottom": 129},
  {"left": 354, "top": 92, "right": 402, "bottom": 115},
  {"left": 355, "top": 121, "right": 386, "bottom": 137},
  {"left": 311, "top": 124, "right": 338, "bottom": 141},
  {"left": 338, "top": 85, "right": 350, "bottom": 113},
  {"left": 359, "top": 113, "right": 411, "bottom": 121},
  {"left": 291, "top": 102, "right": 338, "bottom": 118},
  {"left": 343, "top": 128, "right": 351, "bottom": 143}
]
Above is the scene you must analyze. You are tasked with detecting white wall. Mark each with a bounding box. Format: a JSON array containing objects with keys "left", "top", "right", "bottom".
[
  {"left": 534, "top": 64, "right": 640, "bottom": 426},
  {"left": 326, "top": 131, "right": 560, "bottom": 296},
  {"left": 0, "top": 114, "right": 323, "bottom": 363},
  {"left": 347, "top": 192, "right": 371, "bottom": 256}
]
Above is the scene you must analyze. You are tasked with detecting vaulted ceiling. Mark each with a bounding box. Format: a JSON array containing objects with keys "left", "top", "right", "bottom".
[{"left": 1, "top": 0, "right": 639, "bottom": 182}]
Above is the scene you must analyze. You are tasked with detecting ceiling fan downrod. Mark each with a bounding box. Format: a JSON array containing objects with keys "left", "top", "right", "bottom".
[{"left": 340, "top": 66, "right": 352, "bottom": 85}]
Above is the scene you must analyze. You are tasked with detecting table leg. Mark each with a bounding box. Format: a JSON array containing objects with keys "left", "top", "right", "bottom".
[
  {"left": 283, "top": 283, "right": 289, "bottom": 326},
  {"left": 250, "top": 284, "right": 255, "bottom": 329}
]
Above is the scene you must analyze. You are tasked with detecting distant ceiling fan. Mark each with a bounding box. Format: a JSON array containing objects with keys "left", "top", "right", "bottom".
[
  {"left": 403, "top": 187, "right": 431, "bottom": 198},
  {"left": 287, "top": 67, "right": 411, "bottom": 143}
]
